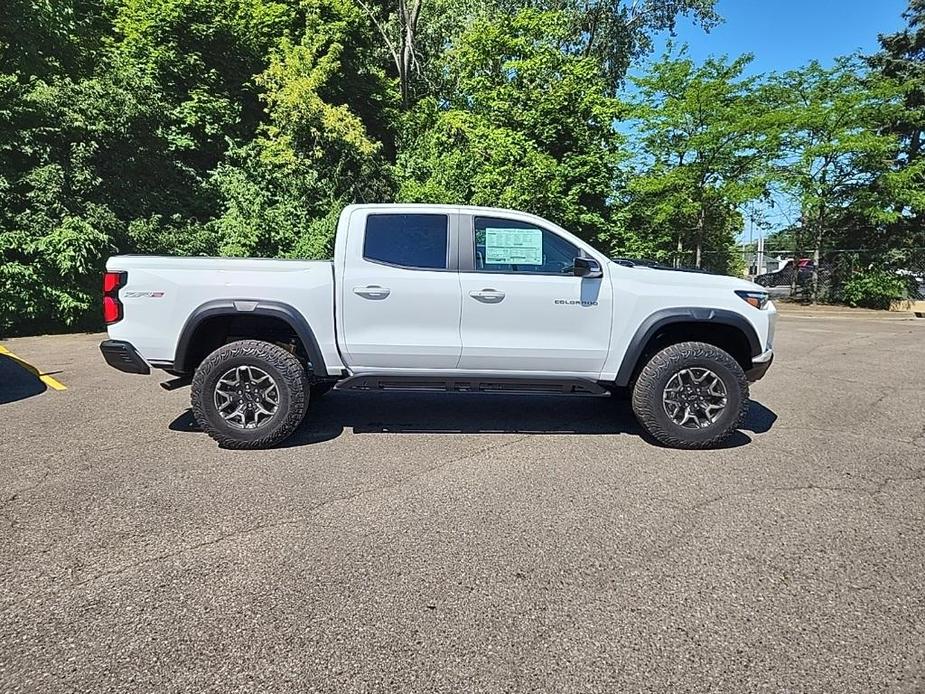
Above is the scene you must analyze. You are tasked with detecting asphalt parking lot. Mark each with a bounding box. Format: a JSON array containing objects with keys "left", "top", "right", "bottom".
[{"left": 2, "top": 309, "right": 924, "bottom": 693}]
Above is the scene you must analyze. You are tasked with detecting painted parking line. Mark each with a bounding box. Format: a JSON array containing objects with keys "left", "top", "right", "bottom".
[{"left": 0, "top": 345, "right": 67, "bottom": 391}]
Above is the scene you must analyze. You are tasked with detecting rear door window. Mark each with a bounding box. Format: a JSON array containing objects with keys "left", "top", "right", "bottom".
[{"left": 363, "top": 214, "right": 449, "bottom": 270}]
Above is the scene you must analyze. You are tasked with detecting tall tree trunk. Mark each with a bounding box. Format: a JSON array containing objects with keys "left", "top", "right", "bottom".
[
  {"left": 358, "top": 0, "right": 421, "bottom": 110},
  {"left": 810, "top": 205, "right": 826, "bottom": 304},
  {"left": 810, "top": 224, "right": 824, "bottom": 304},
  {"left": 695, "top": 205, "right": 705, "bottom": 268},
  {"left": 398, "top": 0, "right": 423, "bottom": 109},
  {"left": 397, "top": 50, "right": 409, "bottom": 108},
  {"left": 398, "top": 0, "right": 409, "bottom": 108}
]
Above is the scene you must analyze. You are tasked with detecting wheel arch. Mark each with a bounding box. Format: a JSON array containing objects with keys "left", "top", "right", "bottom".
[
  {"left": 173, "top": 299, "right": 327, "bottom": 376},
  {"left": 614, "top": 308, "right": 761, "bottom": 387}
]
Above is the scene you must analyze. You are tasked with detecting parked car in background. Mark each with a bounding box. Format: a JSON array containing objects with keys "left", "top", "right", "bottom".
[
  {"left": 755, "top": 259, "right": 815, "bottom": 287},
  {"left": 895, "top": 268, "right": 925, "bottom": 297}
]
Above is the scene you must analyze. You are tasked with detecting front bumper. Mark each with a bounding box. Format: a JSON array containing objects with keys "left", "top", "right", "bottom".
[
  {"left": 100, "top": 340, "right": 150, "bottom": 375},
  {"left": 746, "top": 348, "right": 774, "bottom": 382}
]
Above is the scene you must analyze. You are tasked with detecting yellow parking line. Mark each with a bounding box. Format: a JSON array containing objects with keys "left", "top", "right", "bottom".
[
  {"left": 41, "top": 375, "right": 68, "bottom": 391},
  {"left": 0, "top": 344, "right": 67, "bottom": 391}
]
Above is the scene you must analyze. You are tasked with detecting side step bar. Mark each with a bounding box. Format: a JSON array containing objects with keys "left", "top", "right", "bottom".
[{"left": 335, "top": 375, "right": 608, "bottom": 395}]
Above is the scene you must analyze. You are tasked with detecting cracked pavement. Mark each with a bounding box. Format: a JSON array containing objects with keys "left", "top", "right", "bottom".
[{"left": 1, "top": 310, "right": 924, "bottom": 693}]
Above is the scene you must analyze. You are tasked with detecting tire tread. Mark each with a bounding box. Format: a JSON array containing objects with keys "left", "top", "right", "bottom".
[
  {"left": 191, "top": 339, "right": 307, "bottom": 449},
  {"left": 631, "top": 341, "right": 749, "bottom": 449}
]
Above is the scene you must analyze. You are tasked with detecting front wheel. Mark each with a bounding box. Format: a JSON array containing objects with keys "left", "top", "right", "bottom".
[
  {"left": 631, "top": 341, "right": 749, "bottom": 449},
  {"left": 191, "top": 339, "right": 309, "bottom": 449}
]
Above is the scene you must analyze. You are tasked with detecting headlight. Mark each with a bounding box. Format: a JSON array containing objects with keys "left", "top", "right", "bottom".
[{"left": 735, "top": 290, "right": 769, "bottom": 310}]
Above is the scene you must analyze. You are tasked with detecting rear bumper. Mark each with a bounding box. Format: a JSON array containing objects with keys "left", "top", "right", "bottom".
[
  {"left": 100, "top": 340, "right": 150, "bottom": 375},
  {"left": 746, "top": 348, "right": 774, "bottom": 382}
]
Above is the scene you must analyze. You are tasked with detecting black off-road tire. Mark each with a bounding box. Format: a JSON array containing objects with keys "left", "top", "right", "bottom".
[
  {"left": 631, "top": 341, "right": 749, "bottom": 449},
  {"left": 191, "top": 339, "right": 308, "bottom": 449}
]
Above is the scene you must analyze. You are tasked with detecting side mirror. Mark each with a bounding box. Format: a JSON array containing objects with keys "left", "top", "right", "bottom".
[{"left": 573, "top": 257, "right": 603, "bottom": 279}]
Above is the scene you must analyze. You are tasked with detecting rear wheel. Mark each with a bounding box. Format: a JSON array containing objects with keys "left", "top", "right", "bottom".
[
  {"left": 191, "top": 339, "right": 308, "bottom": 449},
  {"left": 631, "top": 341, "right": 749, "bottom": 449}
]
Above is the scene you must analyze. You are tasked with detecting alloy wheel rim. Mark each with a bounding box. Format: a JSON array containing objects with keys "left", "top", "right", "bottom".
[
  {"left": 214, "top": 365, "right": 280, "bottom": 429},
  {"left": 662, "top": 367, "right": 727, "bottom": 429}
]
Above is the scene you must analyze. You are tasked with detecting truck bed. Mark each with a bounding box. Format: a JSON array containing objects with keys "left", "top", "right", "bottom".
[{"left": 105, "top": 255, "right": 342, "bottom": 373}]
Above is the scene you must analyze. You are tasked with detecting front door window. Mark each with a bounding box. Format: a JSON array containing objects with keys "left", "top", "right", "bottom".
[{"left": 474, "top": 217, "right": 579, "bottom": 275}]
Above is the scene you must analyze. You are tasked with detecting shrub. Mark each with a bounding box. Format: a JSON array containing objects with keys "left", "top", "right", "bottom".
[{"left": 841, "top": 269, "right": 911, "bottom": 309}]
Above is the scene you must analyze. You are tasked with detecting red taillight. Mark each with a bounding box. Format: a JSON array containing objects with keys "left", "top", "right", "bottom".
[
  {"left": 102, "top": 296, "right": 122, "bottom": 323},
  {"left": 103, "top": 272, "right": 122, "bottom": 294},
  {"left": 102, "top": 271, "right": 127, "bottom": 324}
]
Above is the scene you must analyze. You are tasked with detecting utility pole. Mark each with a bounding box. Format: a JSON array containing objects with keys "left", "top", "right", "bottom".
[
  {"left": 748, "top": 205, "right": 763, "bottom": 276},
  {"left": 748, "top": 207, "right": 754, "bottom": 275},
  {"left": 757, "top": 233, "right": 764, "bottom": 277}
]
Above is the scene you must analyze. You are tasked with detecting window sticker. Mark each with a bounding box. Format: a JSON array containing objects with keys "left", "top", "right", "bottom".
[{"left": 484, "top": 227, "right": 543, "bottom": 265}]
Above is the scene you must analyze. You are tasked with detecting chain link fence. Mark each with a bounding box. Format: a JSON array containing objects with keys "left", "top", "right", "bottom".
[
  {"left": 744, "top": 248, "right": 925, "bottom": 305},
  {"left": 659, "top": 247, "right": 925, "bottom": 307}
]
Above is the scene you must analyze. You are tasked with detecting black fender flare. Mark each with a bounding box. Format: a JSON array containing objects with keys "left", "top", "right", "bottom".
[
  {"left": 173, "top": 299, "right": 327, "bottom": 375},
  {"left": 613, "top": 307, "right": 762, "bottom": 387}
]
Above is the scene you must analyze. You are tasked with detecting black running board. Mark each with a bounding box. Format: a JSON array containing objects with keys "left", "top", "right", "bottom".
[
  {"left": 335, "top": 375, "right": 607, "bottom": 395},
  {"left": 160, "top": 375, "right": 192, "bottom": 391}
]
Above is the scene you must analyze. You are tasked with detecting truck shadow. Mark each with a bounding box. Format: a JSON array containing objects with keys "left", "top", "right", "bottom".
[
  {"left": 169, "top": 393, "right": 777, "bottom": 449},
  {"left": 0, "top": 354, "right": 48, "bottom": 405}
]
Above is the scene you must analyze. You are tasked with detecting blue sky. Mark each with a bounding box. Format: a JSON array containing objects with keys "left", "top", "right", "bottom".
[
  {"left": 654, "top": 0, "right": 909, "bottom": 76},
  {"left": 640, "top": 0, "right": 910, "bottom": 239}
]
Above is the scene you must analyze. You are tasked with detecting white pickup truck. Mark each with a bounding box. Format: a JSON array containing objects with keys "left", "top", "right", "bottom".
[{"left": 100, "top": 204, "right": 775, "bottom": 449}]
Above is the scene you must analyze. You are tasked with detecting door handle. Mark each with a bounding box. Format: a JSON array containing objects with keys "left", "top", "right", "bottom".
[
  {"left": 353, "top": 285, "right": 391, "bottom": 299},
  {"left": 469, "top": 288, "right": 505, "bottom": 303}
]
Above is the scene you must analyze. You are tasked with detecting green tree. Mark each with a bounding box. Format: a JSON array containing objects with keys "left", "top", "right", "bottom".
[
  {"left": 356, "top": 0, "right": 720, "bottom": 109},
  {"left": 866, "top": 0, "right": 925, "bottom": 249},
  {"left": 621, "top": 50, "right": 773, "bottom": 272},
  {"left": 0, "top": 0, "right": 122, "bottom": 333},
  {"left": 1, "top": 0, "right": 113, "bottom": 79},
  {"left": 396, "top": 9, "right": 625, "bottom": 243},
  {"left": 355, "top": 0, "right": 493, "bottom": 108},
  {"left": 0, "top": 62, "right": 185, "bottom": 333},
  {"left": 762, "top": 58, "right": 906, "bottom": 298},
  {"left": 209, "top": 0, "right": 396, "bottom": 258},
  {"left": 113, "top": 0, "right": 299, "bottom": 172},
  {"left": 0, "top": 0, "right": 401, "bottom": 335},
  {"left": 504, "top": 0, "right": 720, "bottom": 90}
]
